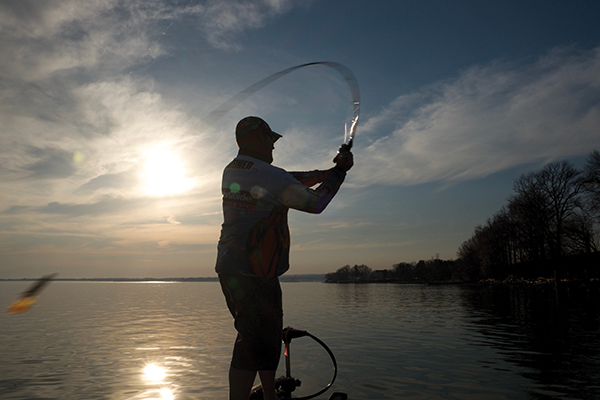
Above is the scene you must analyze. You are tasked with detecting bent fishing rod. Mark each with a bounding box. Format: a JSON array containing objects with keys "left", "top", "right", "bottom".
[{"left": 202, "top": 61, "right": 360, "bottom": 160}]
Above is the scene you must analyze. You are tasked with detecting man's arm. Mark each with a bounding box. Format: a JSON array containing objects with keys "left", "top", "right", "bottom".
[
  {"left": 282, "top": 152, "right": 353, "bottom": 214},
  {"left": 289, "top": 170, "right": 333, "bottom": 187}
]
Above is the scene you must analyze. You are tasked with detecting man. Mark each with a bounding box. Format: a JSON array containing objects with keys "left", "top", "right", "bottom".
[{"left": 216, "top": 116, "right": 353, "bottom": 400}]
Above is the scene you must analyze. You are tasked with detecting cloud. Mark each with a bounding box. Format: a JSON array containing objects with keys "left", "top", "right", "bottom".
[
  {"left": 356, "top": 46, "right": 600, "bottom": 187},
  {"left": 24, "top": 147, "right": 77, "bottom": 179},
  {"left": 0, "top": 0, "right": 308, "bottom": 82},
  {"left": 193, "top": 0, "right": 307, "bottom": 50},
  {"left": 39, "top": 197, "right": 148, "bottom": 218},
  {"left": 0, "top": 0, "right": 160, "bottom": 81},
  {"left": 76, "top": 172, "right": 136, "bottom": 194}
]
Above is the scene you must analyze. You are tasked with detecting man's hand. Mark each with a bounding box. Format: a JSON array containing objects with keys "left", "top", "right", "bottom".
[{"left": 335, "top": 151, "right": 354, "bottom": 172}]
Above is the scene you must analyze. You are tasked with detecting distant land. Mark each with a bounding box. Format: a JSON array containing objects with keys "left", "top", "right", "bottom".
[{"left": 0, "top": 274, "right": 327, "bottom": 283}]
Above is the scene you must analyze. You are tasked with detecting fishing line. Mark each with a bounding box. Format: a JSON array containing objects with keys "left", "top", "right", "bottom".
[{"left": 203, "top": 61, "right": 360, "bottom": 150}]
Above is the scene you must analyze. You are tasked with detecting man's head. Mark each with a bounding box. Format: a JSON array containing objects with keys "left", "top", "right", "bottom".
[{"left": 235, "top": 116, "right": 282, "bottom": 163}]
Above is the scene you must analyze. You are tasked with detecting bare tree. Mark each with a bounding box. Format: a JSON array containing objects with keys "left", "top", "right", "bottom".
[
  {"left": 563, "top": 213, "right": 598, "bottom": 254},
  {"left": 456, "top": 236, "right": 482, "bottom": 281},
  {"left": 539, "top": 161, "right": 584, "bottom": 258},
  {"left": 508, "top": 173, "right": 552, "bottom": 263},
  {"left": 582, "top": 150, "right": 600, "bottom": 222},
  {"left": 510, "top": 161, "right": 583, "bottom": 260}
]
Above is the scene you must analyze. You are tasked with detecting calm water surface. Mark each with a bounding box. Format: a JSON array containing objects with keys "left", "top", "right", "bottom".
[{"left": 0, "top": 282, "right": 598, "bottom": 400}]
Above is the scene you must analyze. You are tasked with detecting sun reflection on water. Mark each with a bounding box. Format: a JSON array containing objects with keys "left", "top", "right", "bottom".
[
  {"left": 143, "top": 364, "right": 167, "bottom": 382},
  {"left": 158, "top": 388, "right": 174, "bottom": 400},
  {"left": 140, "top": 363, "right": 175, "bottom": 399},
  {"left": 136, "top": 388, "right": 174, "bottom": 400}
]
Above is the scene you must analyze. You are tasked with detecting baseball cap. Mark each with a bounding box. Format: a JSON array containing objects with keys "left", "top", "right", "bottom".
[{"left": 235, "top": 116, "right": 282, "bottom": 143}]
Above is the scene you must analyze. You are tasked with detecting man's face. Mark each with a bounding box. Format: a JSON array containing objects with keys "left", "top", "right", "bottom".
[
  {"left": 238, "top": 128, "right": 276, "bottom": 163},
  {"left": 236, "top": 120, "right": 280, "bottom": 164},
  {"left": 257, "top": 129, "right": 276, "bottom": 163},
  {"left": 263, "top": 129, "right": 280, "bottom": 149}
]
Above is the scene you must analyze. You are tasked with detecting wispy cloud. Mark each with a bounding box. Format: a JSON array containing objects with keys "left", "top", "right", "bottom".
[
  {"left": 356, "top": 46, "right": 600, "bottom": 187},
  {"left": 0, "top": 1, "right": 158, "bottom": 81},
  {"left": 0, "top": 0, "right": 306, "bottom": 78},
  {"left": 195, "top": 0, "right": 308, "bottom": 50}
]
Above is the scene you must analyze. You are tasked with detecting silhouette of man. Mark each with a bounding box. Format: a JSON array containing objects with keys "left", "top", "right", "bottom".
[{"left": 216, "top": 116, "right": 353, "bottom": 400}]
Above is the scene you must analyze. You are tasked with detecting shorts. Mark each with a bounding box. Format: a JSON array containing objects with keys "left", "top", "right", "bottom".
[{"left": 219, "top": 273, "right": 283, "bottom": 371}]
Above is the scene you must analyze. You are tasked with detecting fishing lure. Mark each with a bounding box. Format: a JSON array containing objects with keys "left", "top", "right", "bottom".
[{"left": 5, "top": 273, "right": 57, "bottom": 314}]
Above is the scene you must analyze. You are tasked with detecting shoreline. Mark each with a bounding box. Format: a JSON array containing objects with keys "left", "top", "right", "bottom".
[{"left": 0, "top": 274, "right": 327, "bottom": 283}]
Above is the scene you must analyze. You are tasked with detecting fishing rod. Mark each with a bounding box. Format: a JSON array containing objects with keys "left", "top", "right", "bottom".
[{"left": 203, "top": 62, "right": 360, "bottom": 159}]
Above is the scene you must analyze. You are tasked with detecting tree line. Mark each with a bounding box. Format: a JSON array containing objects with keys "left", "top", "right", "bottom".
[
  {"left": 456, "top": 150, "right": 600, "bottom": 281},
  {"left": 325, "top": 259, "right": 456, "bottom": 284},
  {"left": 326, "top": 151, "right": 600, "bottom": 284}
]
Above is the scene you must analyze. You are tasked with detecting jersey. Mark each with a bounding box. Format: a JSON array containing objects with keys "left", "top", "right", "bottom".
[{"left": 215, "top": 154, "right": 346, "bottom": 277}]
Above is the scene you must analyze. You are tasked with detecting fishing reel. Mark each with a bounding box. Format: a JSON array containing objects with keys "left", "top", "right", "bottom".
[
  {"left": 249, "top": 327, "right": 347, "bottom": 400},
  {"left": 333, "top": 139, "right": 353, "bottom": 164}
]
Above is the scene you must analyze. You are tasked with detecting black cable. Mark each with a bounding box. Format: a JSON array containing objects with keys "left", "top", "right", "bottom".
[
  {"left": 293, "top": 332, "right": 339, "bottom": 400},
  {"left": 280, "top": 328, "right": 339, "bottom": 400}
]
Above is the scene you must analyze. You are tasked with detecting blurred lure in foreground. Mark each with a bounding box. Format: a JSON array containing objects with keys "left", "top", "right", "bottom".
[{"left": 5, "top": 273, "right": 57, "bottom": 314}]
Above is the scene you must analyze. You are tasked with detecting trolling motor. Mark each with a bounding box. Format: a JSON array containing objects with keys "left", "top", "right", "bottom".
[{"left": 249, "top": 327, "right": 347, "bottom": 400}]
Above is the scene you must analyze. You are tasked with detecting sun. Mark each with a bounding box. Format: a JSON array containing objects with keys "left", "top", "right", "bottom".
[{"left": 141, "top": 147, "right": 194, "bottom": 196}]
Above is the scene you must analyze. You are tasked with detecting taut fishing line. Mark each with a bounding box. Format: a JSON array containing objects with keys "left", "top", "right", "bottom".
[{"left": 203, "top": 62, "right": 360, "bottom": 155}]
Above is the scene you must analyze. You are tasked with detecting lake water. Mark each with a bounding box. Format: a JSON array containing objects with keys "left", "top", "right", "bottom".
[{"left": 1, "top": 281, "right": 599, "bottom": 400}]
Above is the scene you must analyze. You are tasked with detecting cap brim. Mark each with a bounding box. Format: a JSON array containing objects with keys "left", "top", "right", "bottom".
[{"left": 270, "top": 131, "right": 283, "bottom": 142}]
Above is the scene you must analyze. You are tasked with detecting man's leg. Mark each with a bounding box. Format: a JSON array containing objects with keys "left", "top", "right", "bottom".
[
  {"left": 220, "top": 274, "right": 282, "bottom": 400},
  {"left": 258, "top": 370, "right": 277, "bottom": 400},
  {"left": 228, "top": 367, "right": 256, "bottom": 400}
]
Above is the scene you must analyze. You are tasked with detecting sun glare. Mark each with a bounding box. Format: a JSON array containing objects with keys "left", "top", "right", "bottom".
[{"left": 141, "top": 147, "right": 194, "bottom": 196}]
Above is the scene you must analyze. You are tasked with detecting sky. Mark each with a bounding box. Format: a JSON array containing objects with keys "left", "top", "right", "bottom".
[{"left": 1, "top": 0, "right": 600, "bottom": 279}]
